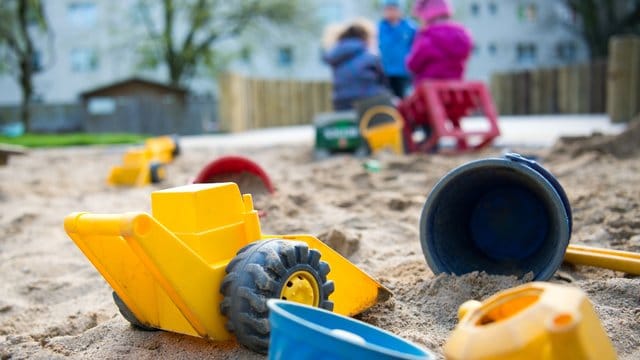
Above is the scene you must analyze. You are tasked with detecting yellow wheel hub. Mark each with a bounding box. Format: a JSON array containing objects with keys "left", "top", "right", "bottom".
[{"left": 280, "top": 271, "right": 320, "bottom": 307}]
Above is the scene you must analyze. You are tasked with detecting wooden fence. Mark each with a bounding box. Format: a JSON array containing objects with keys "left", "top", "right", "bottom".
[
  {"left": 491, "top": 35, "right": 640, "bottom": 122},
  {"left": 490, "top": 61, "right": 608, "bottom": 116},
  {"left": 607, "top": 35, "right": 640, "bottom": 123},
  {"left": 0, "top": 99, "right": 218, "bottom": 135},
  {"left": 218, "top": 73, "right": 333, "bottom": 132}
]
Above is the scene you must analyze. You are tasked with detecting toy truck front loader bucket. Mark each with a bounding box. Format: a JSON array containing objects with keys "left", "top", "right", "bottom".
[
  {"left": 64, "top": 211, "right": 232, "bottom": 340},
  {"left": 275, "top": 234, "right": 391, "bottom": 316}
]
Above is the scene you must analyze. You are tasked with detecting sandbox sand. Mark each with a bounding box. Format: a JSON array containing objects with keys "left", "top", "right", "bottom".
[{"left": 1, "top": 129, "right": 639, "bottom": 359}]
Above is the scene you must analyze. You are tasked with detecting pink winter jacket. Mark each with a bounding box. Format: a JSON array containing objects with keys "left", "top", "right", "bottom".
[{"left": 406, "top": 21, "right": 473, "bottom": 85}]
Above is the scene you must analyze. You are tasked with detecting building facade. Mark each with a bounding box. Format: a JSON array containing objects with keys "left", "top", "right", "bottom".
[
  {"left": 0, "top": 0, "right": 587, "bottom": 105},
  {"left": 0, "top": 0, "right": 153, "bottom": 105},
  {"left": 456, "top": 0, "right": 588, "bottom": 81}
]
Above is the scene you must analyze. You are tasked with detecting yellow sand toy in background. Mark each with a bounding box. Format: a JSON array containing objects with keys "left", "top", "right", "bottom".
[
  {"left": 359, "top": 105, "right": 405, "bottom": 155},
  {"left": 445, "top": 282, "right": 616, "bottom": 360},
  {"left": 107, "top": 148, "right": 166, "bottom": 186},
  {"left": 144, "top": 135, "right": 180, "bottom": 163},
  {"left": 107, "top": 135, "right": 179, "bottom": 186},
  {"left": 64, "top": 183, "right": 390, "bottom": 354}
]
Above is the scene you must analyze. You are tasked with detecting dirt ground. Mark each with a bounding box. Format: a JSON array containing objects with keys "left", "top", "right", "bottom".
[{"left": 1, "top": 128, "right": 639, "bottom": 359}]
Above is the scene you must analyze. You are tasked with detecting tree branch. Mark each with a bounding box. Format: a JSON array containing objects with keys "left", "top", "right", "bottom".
[
  {"left": 17, "top": 0, "right": 34, "bottom": 56},
  {"left": 0, "top": 26, "right": 24, "bottom": 56},
  {"left": 136, "top": 0, "right": 160, "bottom": 39},
  {"left": 193, "top": 30, "right": 219, "bottom": 55},
  {"left": 163, "top": 0, "right": 175, "bottom": 56},
  {"left": 181, "top": 0, "right": 209, "bottom": 54}
]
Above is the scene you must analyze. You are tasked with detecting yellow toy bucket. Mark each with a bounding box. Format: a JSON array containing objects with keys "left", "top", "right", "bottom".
[{"left": 359, "top": 105, "right": 404, "bottom": 155}]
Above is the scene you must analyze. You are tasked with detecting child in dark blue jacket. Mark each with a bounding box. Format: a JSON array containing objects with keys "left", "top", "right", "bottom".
[{"left": 323, "top": 24, "right": 389, "bottom": 111}]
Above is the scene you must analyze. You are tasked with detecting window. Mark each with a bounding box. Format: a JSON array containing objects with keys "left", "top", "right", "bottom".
[
  {"left": 88, "top": 97, "right": 116, "bottom": 115},
  {"left": 516, "top": 43, "right": 537, "bottom": 65},
  {"left": 31, "top": 50, "right": 43, "bottom": 72},
  {"left": 277, "top": 46, "right": 293, "bottom": 67},
  {"left": 556, "top": 42, "right": 577, "bottom": 61},
  {"left": 488, "top": 2, "right": 498, "bottom": 15},
  {"left": 470, "top": 3, "right": 480, "bottom": 16},
  {"left": 70, "top": 48, "right": 99, "bottom": 72},
  {"left": 68, "top": 2, "right": 97, "bottom": 28},
  {"left": 488, "top": 43, "right": 497, "bottom": 56},
  {"left": 518, "top": 4, "right": 538, "bottom": 22}
]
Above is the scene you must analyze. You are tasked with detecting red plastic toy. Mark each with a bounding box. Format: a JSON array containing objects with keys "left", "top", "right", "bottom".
[
  {"left": 398, "top": 81, "right": 500, "bottom": 153},
  {"left": 192, "top": 155, "right": 275, "bottom": 194}
]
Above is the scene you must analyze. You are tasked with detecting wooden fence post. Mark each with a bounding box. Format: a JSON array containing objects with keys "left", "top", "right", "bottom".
[
  {"left": 218, "top": 73, "right": 231, "bottom": 132},
  {"left": 607, "top": 35, "right": 640, "bottom": 123}
]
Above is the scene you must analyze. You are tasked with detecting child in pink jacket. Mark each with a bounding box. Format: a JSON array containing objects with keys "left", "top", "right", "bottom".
[{"left": 406, "top": 0, "right": 473, "bottom": 85}]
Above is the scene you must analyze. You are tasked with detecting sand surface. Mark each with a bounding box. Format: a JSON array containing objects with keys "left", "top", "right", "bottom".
[{"left": 1, "top": 128, "right": 639, "bottom": 359}]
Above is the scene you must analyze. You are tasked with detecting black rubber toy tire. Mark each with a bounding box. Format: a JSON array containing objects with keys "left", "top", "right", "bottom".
[
  {"left": 149, "top": 162, "right": 164, "bottom": 183},
  {"left": 112, "top": 292, "right": 158, "bottom": 331},
  {"left": 171, "top": 134, "right": 181, "bottom": 157},
  {"left": 220, "top": 239, "right": 335, "bottom": 354}
]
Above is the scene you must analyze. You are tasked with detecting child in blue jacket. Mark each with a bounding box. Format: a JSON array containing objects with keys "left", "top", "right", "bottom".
[
  {"left": 323, "top": 24, "right": 389, "bottom": 110},
  {"left": 378, "top": 0, "right": 416, "bottom": 98}
]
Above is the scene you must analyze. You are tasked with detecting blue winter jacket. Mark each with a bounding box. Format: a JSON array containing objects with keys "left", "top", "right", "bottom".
[
  {"left": 323, "top": 39, "right": 388, "bottom": 107},
  {"left": 378, "top": 18, "right": 416, "bottom": 76}
]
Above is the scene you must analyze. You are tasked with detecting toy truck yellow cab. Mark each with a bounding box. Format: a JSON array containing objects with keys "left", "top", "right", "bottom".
[
  {"left": 107, "top": 148, "right": 166, "bottom": 186},
  {"left": 107, "top": 135, "right": 179, "bottom": 186},
  {"left": 64, "top": 183, "right": 390, "bottom": 354},
  {"left": 144, "top": 135, "right": 180, "bottom": 163}
]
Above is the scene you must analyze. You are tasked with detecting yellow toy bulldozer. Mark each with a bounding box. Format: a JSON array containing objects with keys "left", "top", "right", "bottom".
[
  {"left": 64, "top": 183, "right": 390, "bottom": 353},
  {"left": 107, "top": 135, "right": 179, "bottom": 186}
]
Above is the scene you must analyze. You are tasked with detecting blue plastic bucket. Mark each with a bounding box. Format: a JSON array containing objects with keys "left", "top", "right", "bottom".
[
  {"left": 267, "top": 300, "right": 434, "bottom": 360},
  {"left": 419, "top": 153, "right": 572, "bottom": 281}
]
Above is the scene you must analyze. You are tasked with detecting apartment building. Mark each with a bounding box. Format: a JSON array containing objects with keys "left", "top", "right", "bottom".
[{"left": 0, "top": 0, "right": 587, "bottom": 104}]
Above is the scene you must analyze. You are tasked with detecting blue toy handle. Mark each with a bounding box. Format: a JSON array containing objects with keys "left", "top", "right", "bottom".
[{"left": 505, "top": 153, "right": 573, "bottom": 233}]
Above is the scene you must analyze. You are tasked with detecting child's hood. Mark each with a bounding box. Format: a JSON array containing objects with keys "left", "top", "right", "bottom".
[
  {"left": 323, "top": 39, "right": 368, "bottom": 66},
  {"left": 419, "top": 22, "right": 473, "bottom": 58}
]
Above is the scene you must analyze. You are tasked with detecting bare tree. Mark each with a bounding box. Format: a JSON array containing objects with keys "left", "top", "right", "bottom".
[
  {"left": 135, "top": 0, "right": 310, "bottom": 87},
  {"left": 564, "top": 0, "right": 640, "bottom": 59},
  {"left": 0, "top": 0, "right": 49, "bottom": 132}
]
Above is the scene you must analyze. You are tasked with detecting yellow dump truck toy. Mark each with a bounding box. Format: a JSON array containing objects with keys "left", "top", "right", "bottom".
[
  {"left": 64, "top": 183, "right": 390, "bottom": 353},
  {"left": 108, "top": 135, "right": 179, "bottom": 186}
]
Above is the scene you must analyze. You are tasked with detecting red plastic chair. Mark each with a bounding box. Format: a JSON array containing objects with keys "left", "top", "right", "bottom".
[{"left": 398, "top": 81, "right": 501, "bottom": 153}]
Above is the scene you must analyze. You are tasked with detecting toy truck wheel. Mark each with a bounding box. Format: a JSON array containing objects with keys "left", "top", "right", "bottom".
[
  {"left": 171, "top": 134, "right": 181, "bottom": 157},
  {"left": 220, "top": 239, "right": 335, "bottom": 354},
  {"left": 149, "top": 162, "right": 165, "bottom": 183},
  {"left": 112, "top": 292, "right": 158, "bottom": 332}
]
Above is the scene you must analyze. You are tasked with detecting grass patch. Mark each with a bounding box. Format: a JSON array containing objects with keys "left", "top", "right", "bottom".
[{"left": 0, "top": 133, "right": 148, "bottom": 148}]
